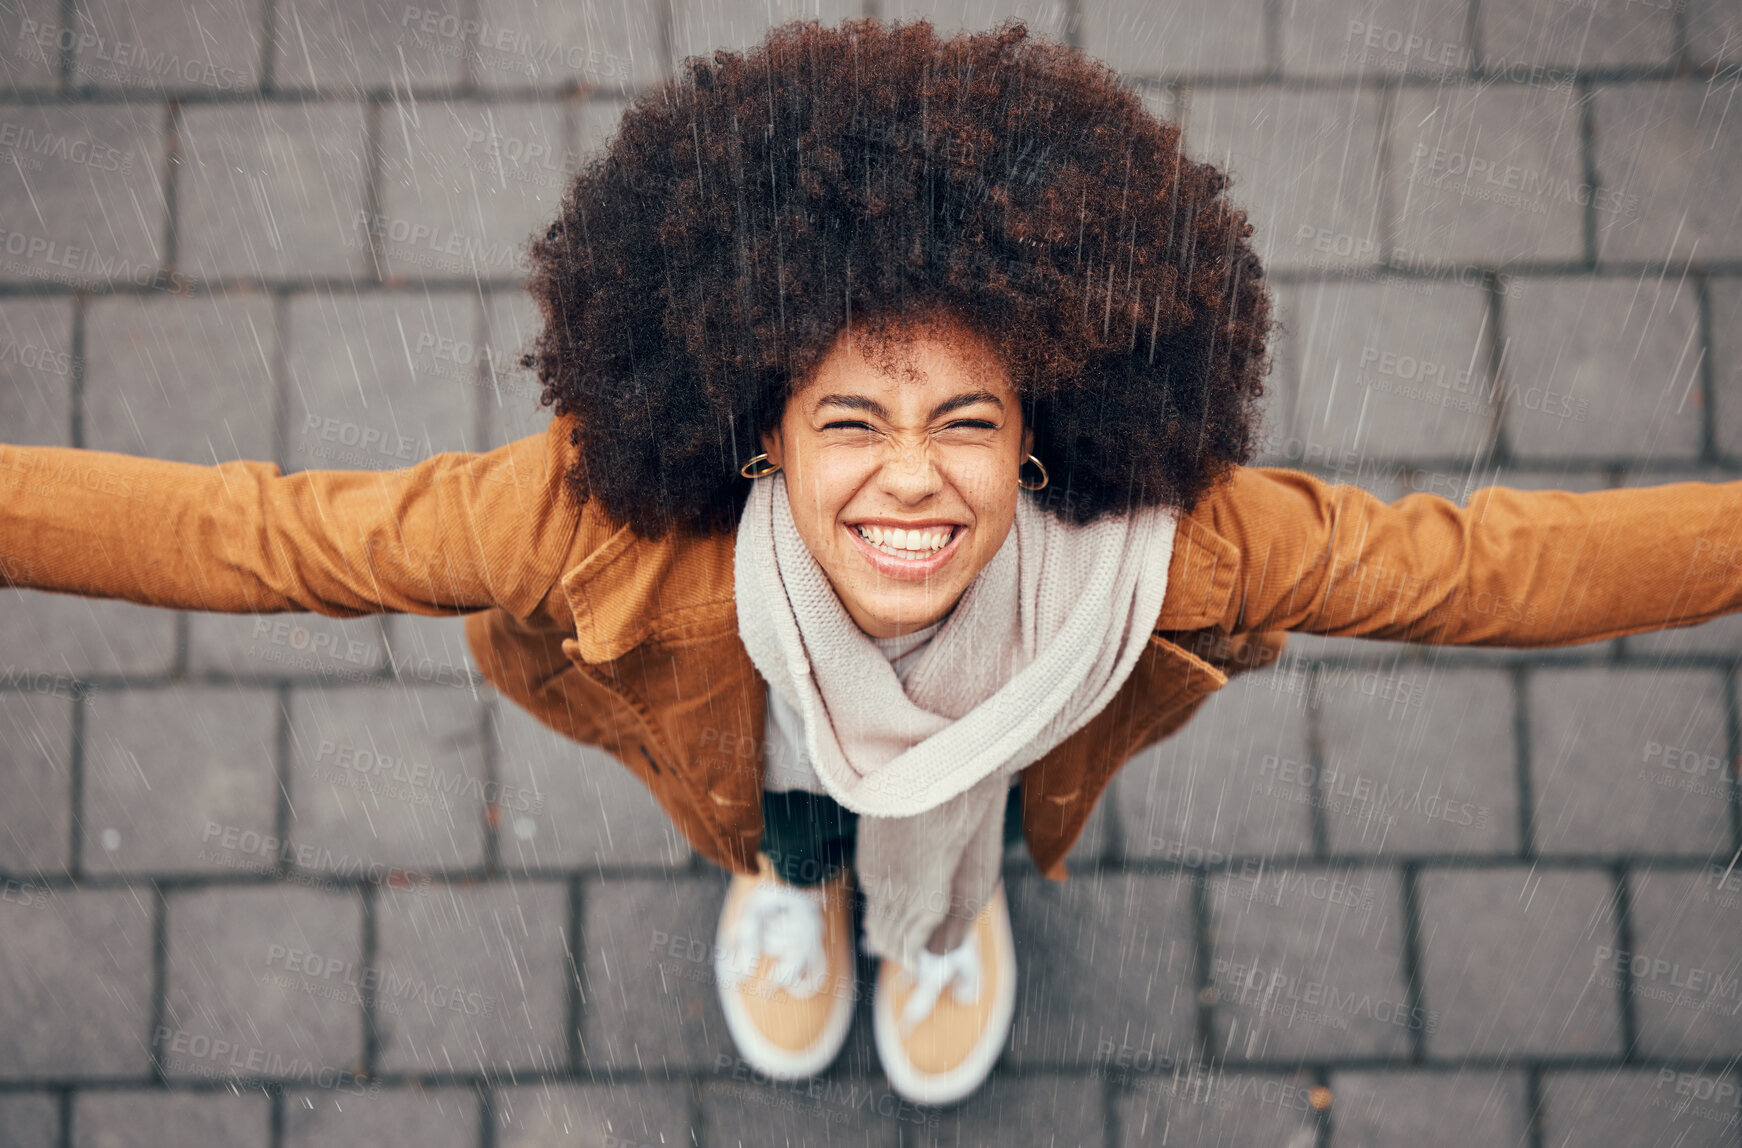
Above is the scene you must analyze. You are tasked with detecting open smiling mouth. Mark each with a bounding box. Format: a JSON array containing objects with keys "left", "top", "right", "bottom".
[{"left": 844, "top": 522, "right": 967, "bottom": 578}]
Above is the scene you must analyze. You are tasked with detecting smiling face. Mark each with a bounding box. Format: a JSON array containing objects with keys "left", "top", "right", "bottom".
[{"left": 758, "top": 311, "right": 1032, "bottom": 639}]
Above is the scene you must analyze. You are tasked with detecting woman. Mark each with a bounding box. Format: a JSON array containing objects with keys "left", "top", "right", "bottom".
[{"left": 2, "top": 17, "right": 1739, "bottom": 1108}]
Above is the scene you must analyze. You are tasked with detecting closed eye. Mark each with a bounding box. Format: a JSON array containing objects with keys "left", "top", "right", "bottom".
[{"left": 822, "top": 420, "right": 997, "bottom": 431}]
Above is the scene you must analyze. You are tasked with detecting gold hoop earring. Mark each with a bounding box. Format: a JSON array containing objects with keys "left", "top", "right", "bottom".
[
  {"left": 1017, "top": 453, "right": 1049, "bottom": 491},
  {"left": 739, "top": 452, "right": 782, "bottom": 479}
]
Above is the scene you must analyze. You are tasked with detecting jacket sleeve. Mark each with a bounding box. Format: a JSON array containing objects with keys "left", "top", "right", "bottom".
[
  {"left": 0, "top": 415, "right": 584, "bottom": 621},
  {"left": 1195, "top": 466, "right": 1742, "bottom": 647}
]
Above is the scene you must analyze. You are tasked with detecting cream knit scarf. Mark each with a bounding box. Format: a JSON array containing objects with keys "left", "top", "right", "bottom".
[{"left": 733, "top": 475, "right": 1177, "bottom": 968}]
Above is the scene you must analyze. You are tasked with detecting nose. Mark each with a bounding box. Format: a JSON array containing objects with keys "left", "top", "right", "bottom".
[{"left": 878, "top": 439, "right": 942, "bottom": 502}]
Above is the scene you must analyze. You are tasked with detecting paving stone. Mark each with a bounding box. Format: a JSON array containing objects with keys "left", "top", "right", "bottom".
[
  {"left": 0, "top": 102, "right": 165, "bottom": 287},
  {"left": 1207, "top": 867, "right": 1413, "bottom": 1059},
  {"left": 0, "top": 693, "right": 73, "bottom": 875},
  {"left": 1113, "top": 1069, "right": 1321, "bottom": 1147},
  {"left": 1267, "top": 280, "right": 1495, "bottom": 461},
  {"left": 0, "top": 592, "right": 177, "bottom": 677},
  {"left": 177, "top": 102, "right": 370, "bottom": 281},
  {"left": 1594, "top": 81, "right": 1742, "bottom": 262},
  {"left": 0, "top": 298, "right": 75, "bottom": 446},
  {"left": 272, "top": 0, "right": 465, "bottom": 91},
  {"left": 905, "top": 1073, "right": 1103, "bottom": 1146},
  {"left": 162, "top": 885, "right": 362, "bottom": 1080},
  {"left": 1622, "top": 866, "right": 1742, "bottom": 1059},
  {"left": 700, "top": 1074, "right": 910, "bottom": 1147},
  {"left": 1, "top": 0, "right": 63, "bottom": 93},
  {"left": 1527, "top": 668, "right": 1730, "bottom": 857},
  {"left": 0, "top": 1093, "right": 58, "bottom": 1148},
  {"left": 1500, "top": 276, "right": 1702, "bottom": 460},
  {"left": 71, "top": 1090, "right": 269, "bottom": 1147},
  {"left": 282, "top": 291, "right": 481, "bottom": 474},
  {"left": 480, "top": 288, "right": 551, "bottom": 451},
  {"left": 381, "top": 612, "right": 478, "bottom": 691},
  {"left": 68, "top": 0, "right": 264, "bottom": 93},
  {"left": 1541, "top": 1068, "right": 1742, "bottom": 1148},
  {"left": 82, "top": 684, "right": 279, "bottom": 875},
  {"left": 373, "top": 881, "right": 570, "bottom": 1073},
  {"left": 493, "top": 1082, "right": 692, "bottom": 1148},
  {"left": 283, "top": 1086, "right": 478, "bottom": 1148},
  {"left": 1328, "top": 1068, "right": 1530, "bottom": 1147},
  {"left": 375, "top": 101, "right": 559, "bottom": 281},
  {"left": 1083, "top": 0, "right": 1266, "bottom": 77},
  {"left": 1279, "top": 0, "right": 1472, "bottom": 79},
  {"left": 472, "top": 0, "right": 662, "bottom": 90},
  {"left": 1111, "top": 674, "right": 1315, "bottom": 865},
  {"left": 1479, "top": 0, "right": 1677, "bottom": 72},
  {"left": 284, "top": 683, "right": 488, "bottom": 874},
  {"left": 494, "top": 706, "right": 690, "bottom": 872},
  {"left": 188, "top": 613, "right": 391, "bottom": 680},
  {"left": 867, "top": 0, "right": 1059, "bottom": 45},
  {"left": 1003, "top": 871, "right": 1198, "bottom": 1069},
  {"left": 1183, "top": 88, "right": 1386, "bottom": 272},
  {"left": 1709, "top": 281, "right": 1742, "bottom": 459},
  {"left": 82, "top": 295, "right": 276, "bottom": 466},
  {"left": 1391, "top": 84, "right": 1587, "bottom": 267},
  {"left": 673, "top": 0, "right": 879, "bottom": 66},
  {"left": 1622, "top": 610, "right": 1742, "bottom": 657},
  {"left": 578, "top": 872, "right": 731, "bottom": 1072},
  {"left": 1316, "top": 668, "right": 1520, "bottom": 855},
  {"left": 0, "top": 886, "right": 154, "bottom": 1077},
  {"left": 1686, "top": 0, "right": 1742, "bottom": 69},
  {"left": 1415, "top": 868, "right": 1622, "bottom": 1058}
]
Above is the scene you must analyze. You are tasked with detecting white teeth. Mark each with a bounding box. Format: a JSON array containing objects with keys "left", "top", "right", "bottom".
[{"left": 855, "top": 525, "right": 953, "bottom": 559}]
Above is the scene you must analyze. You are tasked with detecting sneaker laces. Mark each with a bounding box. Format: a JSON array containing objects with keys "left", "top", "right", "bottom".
[
  {"left": 895, "top": 931, "right": 983, "bottom": 1035},
  {"left": 719, "top": 878, "right": 829, "bottom": 1000}
]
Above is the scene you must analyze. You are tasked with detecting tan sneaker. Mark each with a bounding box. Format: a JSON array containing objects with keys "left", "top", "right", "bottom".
[
  {"left": 872, "top": 881, "right": 1017, "bottom": 1105},
  {"left": 714, "top": 854, "right": 857, "bottom": 1079}
]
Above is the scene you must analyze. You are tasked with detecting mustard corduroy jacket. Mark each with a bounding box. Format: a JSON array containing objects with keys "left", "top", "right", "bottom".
[{"left": 5, "top": 412, "right": 1741, "bottom": 879}]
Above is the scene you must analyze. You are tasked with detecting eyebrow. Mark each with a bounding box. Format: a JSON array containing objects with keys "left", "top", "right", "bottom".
[{"left": 812, "top": 390, "right": 1005, "bottom": 421}]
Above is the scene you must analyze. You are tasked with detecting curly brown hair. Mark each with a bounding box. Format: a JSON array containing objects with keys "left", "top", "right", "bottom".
[{"left": 522, "top": 17, "right": 1273, "bottom": 539}]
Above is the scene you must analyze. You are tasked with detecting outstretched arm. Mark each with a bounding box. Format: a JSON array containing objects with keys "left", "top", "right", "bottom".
[
  {"left": 0, "top": 415, "right": 583, "bottom": 621},
  {"left": 1187, "top": 466, "right": 1742, "bottom": 647}
]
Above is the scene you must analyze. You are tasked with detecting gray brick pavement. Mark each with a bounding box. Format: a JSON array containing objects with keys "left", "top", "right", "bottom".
[
  {"left": 4, "top": 0, "right": 1742, "bottom": 1143},
  {"left": 0, "top": 887, "right": 155, "bottom": 1077},
  {"left": 1416, "top": 868, "right": 1622, "bottom": 1058},
  {"left": 1526, "top": 668, "right": 1731, "bottom": 858}
]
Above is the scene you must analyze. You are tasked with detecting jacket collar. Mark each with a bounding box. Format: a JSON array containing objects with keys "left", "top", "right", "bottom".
[{"left": 562, "top": 503, "right": 1238, "bottom": 665}]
